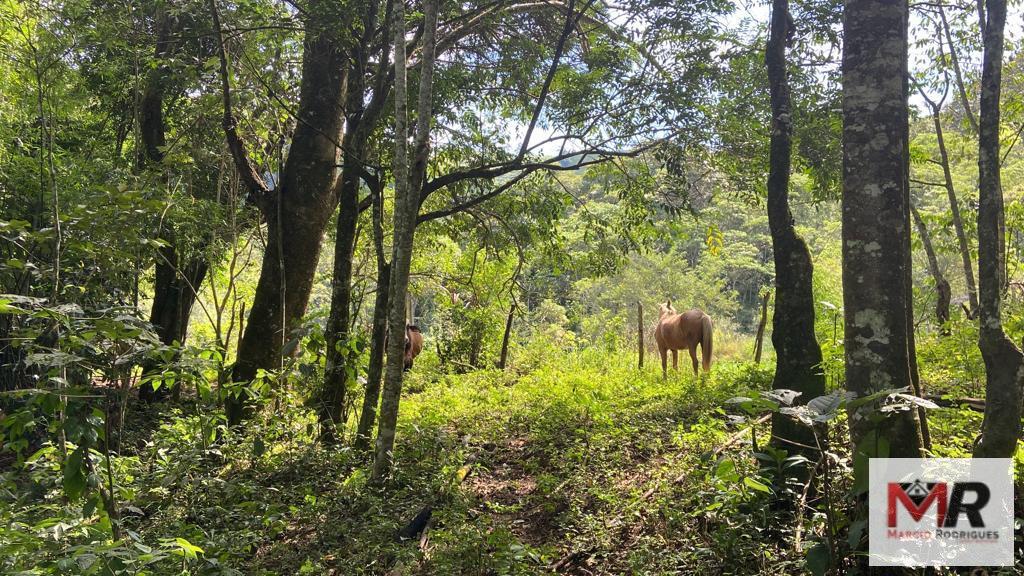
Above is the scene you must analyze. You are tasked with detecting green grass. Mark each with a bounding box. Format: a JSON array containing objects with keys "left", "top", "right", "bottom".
[
  {"left": 84, "top": 350, "right": 790, "bottom": 575},
  {"left": 5, "top": 342, "right": 1010, "bottom": 575},
  {"left": 195, "top": 351, "right": 794, "bottom": 574}
]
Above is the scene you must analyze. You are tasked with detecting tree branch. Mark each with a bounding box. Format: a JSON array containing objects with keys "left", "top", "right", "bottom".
[
  {"left": 518, "top": 0, "right": 580, "bottom": 159},
  {"left": 939, "top": 4, "right": 979, "bottom": 133},
  {"left": 208, "top": 0, "right": 272, "bottom": 205},
  {"left": 910, "top": 177, "right": 948, "bottom": 188},
  {"left": 418, "top": 170, "right": 535, "bottom": 223},
  {"left": 417, "top": 138, "right": 664, "bottom": 223}
]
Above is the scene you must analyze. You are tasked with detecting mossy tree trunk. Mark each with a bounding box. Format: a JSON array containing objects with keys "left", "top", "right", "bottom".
[
  {"left": 841, "top": 0, "right": 925, "bottom": 459},
  {"left": 974, "top": 0, "right": 1023, "bottom": 458},
  {"left": 218, "top": 0, "right": 351, "bottom": 424},
  {"left": 372, "top": 0, "right": 439, "bottom": 482},
  {"left": 765, "top": 0, "right": 825, "bottom": 455}
]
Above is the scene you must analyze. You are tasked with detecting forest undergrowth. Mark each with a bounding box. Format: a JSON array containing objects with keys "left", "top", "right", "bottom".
[{"left": 4, "top": 338, "right": 1004, "bottom": 576}]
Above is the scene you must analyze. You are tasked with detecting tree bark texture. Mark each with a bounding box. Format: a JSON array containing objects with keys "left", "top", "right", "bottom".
[
  {"left": 373, "top": 0, "right": 439, "bottom": 482},
  {"left": 139, "top": 11, "right": 208, "bottom": 401},
  {"left": 911, "top": 205, "right": 951, "bottom": 330},
  {"left": 227, "top": 0, "right": 349, "bottom": 423},
  {"left": 766, "top": 0, "right": 826, "bottom": 454},
  {"left": 974, "top": 0, "right": 1023, "bottom": 458},
  {"left": 318, "top": 0, "right": 383, "bottom": 441},
  {"left": 841, "top": 0, "right": 924, "bottom": 459},
  {"left": 354, "top": 175, "right": 391, "bottom": 453},
  {"left": 354, "top": 262, "right": 390, "bottom": 453}
]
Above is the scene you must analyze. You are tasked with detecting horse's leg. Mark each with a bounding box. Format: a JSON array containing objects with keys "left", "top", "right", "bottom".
[
  {"left": 659, "top": 346, "right": 667, "bottom": 378},
  {"left": 672, "top": 349, "right": 678, "bottom": 372},
  {"left": 689, "top": 346, "right": 699, "bottom": 376}
]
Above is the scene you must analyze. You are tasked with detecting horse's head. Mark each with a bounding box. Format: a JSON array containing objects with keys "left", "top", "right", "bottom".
[{"left": 658, "top": 300, "right": 676, "bottom": 318}]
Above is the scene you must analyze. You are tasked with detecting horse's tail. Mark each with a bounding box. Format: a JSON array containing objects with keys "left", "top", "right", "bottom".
[{"left": 700, "top": 314, "right": 713, "bottom": 372}]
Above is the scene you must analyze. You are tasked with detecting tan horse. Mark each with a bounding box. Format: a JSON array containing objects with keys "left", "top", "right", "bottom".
[
  {"left": 654, "top": 301, "right": 713, "bottom": 378},
  {"left": 404, "top": 325, "right": 423, "bottom": 371}
]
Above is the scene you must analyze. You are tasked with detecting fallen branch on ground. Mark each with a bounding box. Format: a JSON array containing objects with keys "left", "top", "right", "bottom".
[{"left": 925, "top": 394, "right": 985, "bottom": 412}]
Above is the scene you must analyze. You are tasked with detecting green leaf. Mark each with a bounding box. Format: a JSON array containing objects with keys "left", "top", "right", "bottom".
[
  {"left": 847, "top": 387, "right": 907, "bottom": 410},
  {"left": 743, "top": 476, "right": 771, "bottom": 493},
  {"left": 0, "top": 298, "right": 25, "bottom": 314},
  {"left": 805, "top": 542, "right": 831, "bottom": 576},
  {"left": 715, "top": 458, "right": 738, "bottom": 481},
  {"left": 63, "top": 447, "right": 87, "bottom": 501},
  {"left": 76, "top": 553, "right": 98, "bottom": 570},
  {"left": 808, "top": 390, "right": 853, "bottom": 417},
  {"left": 82, "top": 495, "right": 98, "bottom": 518},
  {"left": 172, "top": 537, "right": 204, "bottom": 560},
  {"left": 890, "top": 393, "right": 940, "bottom": 410},
  {"left": 762, "top": 389, "right": 800, "bottom": 406},
  {"left": 27, "top": 445, "right": 56, "bottom": 463}
]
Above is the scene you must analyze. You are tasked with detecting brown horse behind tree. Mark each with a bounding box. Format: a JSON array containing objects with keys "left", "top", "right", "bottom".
[
  {"left": 404, "top": 325, "right": 423, "bottom": 371},
  {"left": 387, "top": 324, "right": 423, "bottom": 371},
  {"left": 654, "top": 301, "right": 713, "bottom": 378}
]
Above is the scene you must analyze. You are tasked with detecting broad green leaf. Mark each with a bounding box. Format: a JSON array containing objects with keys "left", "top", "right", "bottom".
[
  {"left": 743, "top": 476, "right": 771, "bottom": 493},
  {"left": 63, "top": 447, "right": 87, "bottom": 501}
]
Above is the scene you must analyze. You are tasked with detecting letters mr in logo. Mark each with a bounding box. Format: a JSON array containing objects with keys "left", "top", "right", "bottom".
[{"left": 887, "top": 480, "right": 990, "bottom": 528}]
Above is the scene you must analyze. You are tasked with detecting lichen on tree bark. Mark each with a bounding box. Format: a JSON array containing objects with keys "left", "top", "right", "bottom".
[{"left": 841, "top": 0, "right": 924, "bottom": 459}]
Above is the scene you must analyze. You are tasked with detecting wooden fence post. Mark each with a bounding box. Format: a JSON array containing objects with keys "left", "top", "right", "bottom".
[
  {"left": 753, "top": 290, "right": 770, "bottom": 364},
  {"left": 498, "top": 302, "right": 515, "bottom": 369},
  {"left": 637, "top": 301, "right": 644, "bottom": 369}
]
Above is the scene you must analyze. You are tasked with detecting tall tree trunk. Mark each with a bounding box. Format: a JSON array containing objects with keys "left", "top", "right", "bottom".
[
  {"left": 143, "top": 248, "right": 209, "bottom": 402},
  {"left": 226, "top": 0, "right": 349, "bottom": 424},
  {"left": 372, "top": 0, "right": 439, "bottom": 482},
  {"left": 765, "top": 0, "right": 825, "bottom": 456},
  {"left": 842, "top": 0, "right": 924, "bottom": 460},
  {"left": 318, "top": 172, "right": 359, "bottom": 440},
  {"left": 355, "top": 262, "right": 390, "bottom": 453},
  {"left": 498, "top": 302, "right": 515, "bottom": 369},
  {"left": 928, "top": 103, "right": 978, "bottom": 314},
  {"left": 355, "top": 176, "right": 391, "bottom": 453},
  {"left": 911, "top": 204, "right": 951, "bottom": 330},
  {"left": 138, "top": 11, "right": 208, "bottom": 401},
  {"left": 905, "top": 47, "right": 932, "bottom": 456},
  {"left": 148, "top": 246, "right": 208, "bottom": 346},
  {"left": 319, "top": 0, "right": 383, "bottom": 442},
  {"left": 974, "top": 0, "right": 1023, "bottom": 458},
  {"left": 753, "top": 290, "right": 769, "bottom": 364}
]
